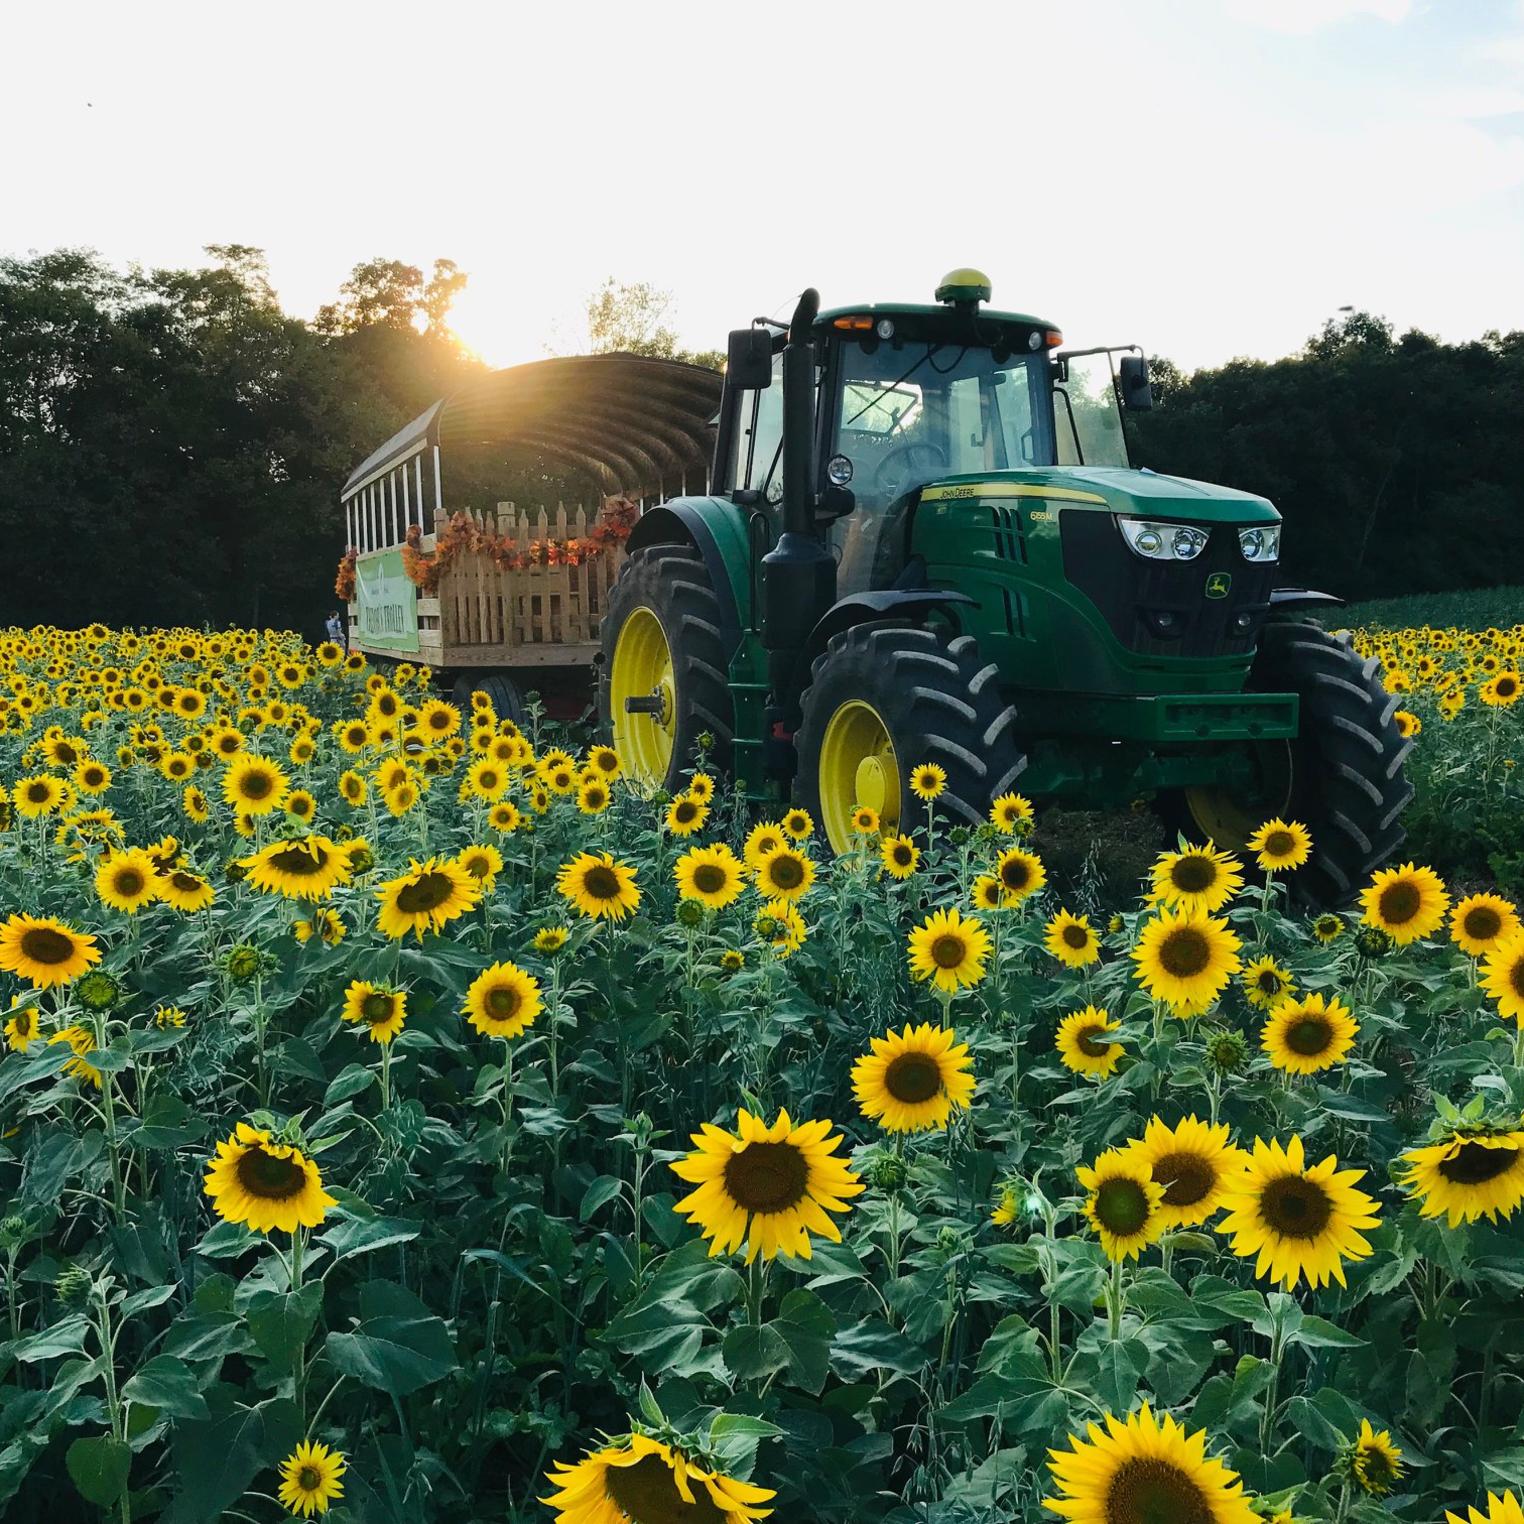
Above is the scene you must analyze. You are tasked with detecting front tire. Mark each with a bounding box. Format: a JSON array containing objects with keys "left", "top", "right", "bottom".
[
  {"left": 1169, "top": 622, "right": 1413, "bottom": 905},
  {"left": 795, "top": 624, "right": 1026, "bottom": 852},
  {"left": 452, "top": 671, "right": 526, "bottom": 728},
  {"left": 597, "top": 543, "right": 733, "bottom": 791}
]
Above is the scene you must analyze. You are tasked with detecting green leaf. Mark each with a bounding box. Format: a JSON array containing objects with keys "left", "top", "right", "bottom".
[
  {"left": 707, "top": 1413, "right": 783, "bottom": 1475},
  {"left": 323, "top": 1063, "right": 375, "bottom": 1105},
  {"left": 163, "top": 1397, "right": 302, "bottom": 1524},
  {"left": 829, "top": 1319, "right": 926, "bottom": 1379},
  {"left": 317, "top": 1213, "right": 420, "bottom": 1262},
  {"left": 605, "top": 1297, "right": 709, "bottom": 1374},
  {"left": 722, "top": 1289, "right": 836, "bottom": 1395},
  {"left": 579, "top": 1174, "right": 625, "bottom": 1220},
  {"left": 122, "top": 1354, "right": 210, "bottom": 1420},
  {"left": 325, "top": 1281, "right": 456, "bottom": 1396},
  {"left": 12, "top": 1315, "right": 91, "bottom": 1362},
  {"left": 1289, "top": 1314, "right": 1365, "bottom": 1349},
  {"left": 65, "top": 1435, "right": 131, "bottom": 1506},
  {"left": 1092, "top": 1336, "right": 1148, "bottom": 1415},
  {"left": 195, "top": 1219, "right": 261, "bottom": 1259},
  {"left": 246, "top": 1283, "right": 324, "bottom": 1370},
  {"left": 119, "top": 1283, "right": 177, "bottom": 1318},
  {"left": 161, "top": 1310, "right": 255, "bottom": 1365}
]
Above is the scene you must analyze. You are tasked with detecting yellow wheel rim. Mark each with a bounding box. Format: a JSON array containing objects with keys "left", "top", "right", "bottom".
[
  {"left": 1184, "top": 741, "right": 1294, "bottom": 849},
  {"left": 610, "top": 606, "right": 675, "bottom": 789},
  {"left": 818, "top": 700, "right": 900, "bottom": 852}
]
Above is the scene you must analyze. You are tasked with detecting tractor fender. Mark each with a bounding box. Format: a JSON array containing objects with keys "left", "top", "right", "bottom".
[
  {"left": 1267, "top": 587, "right": 1344, "bottom": 615},
  {"left": 801, "top": 589, "right": 977, "bottom": 674},
  {"left": 626, "top": 498, "right": 749, "bottom": 653}
]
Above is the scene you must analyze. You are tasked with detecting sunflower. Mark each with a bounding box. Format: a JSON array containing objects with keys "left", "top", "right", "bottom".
[
  {"left": 183, "top": 783, "right": 210, "bottom": 821},
  {"left": 1261, "top": 992, "right": 1358, "bottom": 1076},
  {"left": 456, "top": 842, "right": 504, "bottom": 891},
  {"left": 1359, "top": 861, "right": 1449, "bottom": 945},
  {"left": 277, "top": 1440, "right": 346, "bottom": 1518},
  {"left": 240, "top": 834, "right": 352, "bottom": 901},
  {"left": 675, "top": 843, "right": 746, "bottom": 909},
  {"left": 1216, "top": 1134, "right": 1380, "bottom": 1289},
  {"left": 1151, "top": 842, "right": 1244, "bottom": 914},
  {"left": 341, "top": 979, "right": 408, "bottom": 1044},
  {"left": 1447, "top": 1494, "right": 1524, "bottom": 1524},
  {"left": 755, "top": 899, "right": 806, "bottom": 957},
  {"left": 73, "top": 759, "right": 112, "bottom": 795},
  {"left": 159, "top": 867, "right": 216, "bottom": 913},
  {"left": 383, "top": 779, "right": 420, "bottom": 816},
  {"left": 1246, "top": 817, "right": 1311, "bottom": 873},
  {"left": 0, "top": 913, "right": 101, "bottom": 989},
  {"left": 557, "top": 851, "right": 641, "bottom": 921},
  {"left": 1131, "top": 908, "right": 1242, "bottom": 1014},
  {"left": 1399, "top": 1126, "right": 1524, "bottom": 1227},
  {"left": 1393, "top": 708, "right": 1421, "bottom": 738},
  {"left": 487, "top": 800, "right": 523, "bottom": 834},
  {"left": 13, "top": 774, "right": 64, "bottom": 817},
  {"left": 1351, "top": 1419, "right": 1404, "bottom": 1497},
  {"left": 664, "top": 792, "right": 708, "bottom": 836},
  {"left": 154, "top": 1005, "right": 187, "bottom": 1028},
  {"left": 586, "top": 743, "right": 622, "bottom": 780},
  {"left": 1044, "top": 1403, "right": 1258, "bottom": 1524},
  {"left": 222, "top": 753, "right": 290, "bottom": 816},
  {"left": 778, "top": 807, "right": 813, "bottom": 840},
  {"left": 50, "top": 1025, "right": 102, "bottom": 1088},
  {"left": 1481, "top": 934, "right": 1524, "bottom": 1022},
  {"left": 542, "top": 1433, "right": 774, "bottom": 1524},
  {"left": 991, "top": 1186, "right": 1019, "bottom": 1226},
  {"left": 375, "top": 856, "right": 481, "bottom": 939},
  {"left": 576, "top": 775, "right": 611, "bottom": 814},
  {"left": 1055, "top": 1006, "right": 1123, "bottom": 1078},
  {"left": 1129, "top": 1115, "right": 1247, "bottom": 1230},
  {"left": 203, "top": 1122, "right": 335, "bottom": 1234},
  {"left": 670, "top": 1107, "right": 864, "bottom": 1262},
  {"left": 754, "top": 844, "right": 815, "bottom": 900},
  {"left": 907, "top": 907, "right": 992, "bottom": 993},
  {"left": 990, "top": 791, "right": 1033, "bottom": 832},
  {"left": 970, "top": 874, "right": 1006, "bottom": 912},
  {"left": 1482, "top": 670, "right": 1521, "bottom": 707},
  {"left": 851, "top": 1023, "right": 975, "bottom": 1133},
  {"left": 1077, "top": 1147, "right": 1167, "bottom": 1261},
  {"left": 908, "top": 762, "right": 946, "bottom": 801},
  {"left": 463, "top": 960, "right": 542, "bottom": 1040},
  {"left": 743, "top": 821, "right": 788, "bottom": 867},
  {"left": 879, "top": 833, "right": 920, "bottom": 879},
  {"left": 1311, "top": 912, "right": 1345, "bottom": 945},
  {"left": 95, "top": 847, "right": 162, "bottom": 913},
  {"left": 5, "top": 1001, "right": 40, "bottom": 1052},
  {"left": 1240, "top": 955, "right": 1294, "bottom": 1010},
  {"left": 1045, "top": 909, "right": 1100, "bottom": 968},
  {"left": 534, "top": 926, "right": 569, "bottom": 955},
  {"left": 1451, "top": 893, "right": 1520, "bottom": 958},
  {"left": 293, "top": 908, "right": 346, "bottom": 947}
]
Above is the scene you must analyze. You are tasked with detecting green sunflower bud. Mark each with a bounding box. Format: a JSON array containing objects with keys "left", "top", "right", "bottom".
[{"left": 55, "top": 1264, "right": 93, "bottom": 1308}]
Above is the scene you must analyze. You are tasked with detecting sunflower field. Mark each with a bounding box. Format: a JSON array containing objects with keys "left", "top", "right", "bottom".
[{"left": 1, "top": 623, "right": 1524, "bottom": 1524}]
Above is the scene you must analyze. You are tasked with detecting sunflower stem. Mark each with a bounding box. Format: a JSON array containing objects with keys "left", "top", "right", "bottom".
[
  {"left": 1261, "top": 1306, "right": 1289, "bottom": 1451},
  {"left": 1106, "top": 1256, "right": 1125, "bottom": 1340}
]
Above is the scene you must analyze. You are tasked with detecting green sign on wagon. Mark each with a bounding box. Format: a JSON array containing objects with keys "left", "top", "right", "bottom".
[{"left": 354, "top": 549, "right": 420, "bottom": 654}]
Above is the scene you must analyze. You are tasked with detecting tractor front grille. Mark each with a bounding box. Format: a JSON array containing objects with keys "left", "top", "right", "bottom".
[{"left": 1060, "top": 513, "right": 1276, "bottom": 658}]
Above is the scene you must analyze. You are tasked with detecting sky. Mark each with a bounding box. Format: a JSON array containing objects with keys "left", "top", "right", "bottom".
[{"left": 5, "top": 0, "right": 1524, "bottom": 372}]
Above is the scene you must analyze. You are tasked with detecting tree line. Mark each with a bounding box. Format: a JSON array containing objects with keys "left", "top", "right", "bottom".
[{"left": 1, "top": 247, "right": 1519, "bottom": 635}]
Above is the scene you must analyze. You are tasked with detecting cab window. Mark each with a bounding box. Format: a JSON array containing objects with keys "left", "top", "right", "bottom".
[{"left": 731, "top": 351, "right": 785, "bottom": 503}]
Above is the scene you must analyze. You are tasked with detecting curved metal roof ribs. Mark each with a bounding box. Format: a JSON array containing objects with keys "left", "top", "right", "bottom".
[{"left": 343, "top": 353, "right": 722, "bottom": 502}]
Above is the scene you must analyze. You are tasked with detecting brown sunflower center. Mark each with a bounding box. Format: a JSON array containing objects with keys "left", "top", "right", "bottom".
[
  {"left": 239, "top": 770, "right": 275, "bottom": 801},
  {"left": 395, "top": 872, "right": 455, "bottom": 913},
  {"left": 297, "top": 1467, "right": 322, "bottom": 1491},
  {"left": 692, "top": 864, "right": 727, "bottom": 895},
  {"left": 463, "top": 856, "right": 490, "bottom": 878},
  {"left": 884, "top": 1051, "right": 943, "bottom": 1104},
  {"left": 1170, "top": 857, "right": 1217, "bottom": 894},
  {"left": 19, "top": 927, "right": 75, "bottom": 965},
  {"left": 1151, "top": 1150, "right": 1214, "bottom": 1207},
  {"left": 1074, "top": 1023, "right": 1111, "bottom": 1058},
  {"left": 485, "top": 984, "right": 521, "bottom": 1020},
  {"left": 1105, "top": 1457, "right": 1214, "bottom": 1524},
  {"left": 1264, "top": 830, "right": 1295, "bottom": 857},
  {"left": 767, "top": 855, "right": 805, "bottom": 890},
  {"left": 1000, "top": 857, "right": 1031, "bottom": 891},
  {"left": 930, "top": 934, "right": 969, "bottom": 970},
  {"left": 1256, "top": 969, "right": 1284, "bottom": 994},
  {"left": 1158, "top": 928, "right": 1210, "bottom": 978},
  {"left": 1510, "top": 956, "right": 1524, "bottom": 999},
  {"left": 111, "top": 867, "right": 147, "bottom": 897},
  {"left": 234, "top": 1145, "right": 308, "bottom": 1201},
  {"left": 170, "top": 871, "right": 202, "bottom": 893},
  {"left": 1498, "top": 676, "right": 1518, "bottom": 697},
  {"left": 361, "top": 993, "right": 394, "bottom": 1022},
  {"left": 1094, "top": 1178, "right": 1151, "bottom": 1237},
  {"left": 83, "top": 767, "right": 105, "bottom": 786},
  {"left": 1463, "top": 905, "right": 1503, "bottom": 942},
  {"left": 892, "top": 844, "right": 913, "bottom": 866},
  {"left": 1438, "top": 1141, "right": 1520, "bottom": 1185},
  {"left": 674, "top": 799, "right": 698, "bottom": 823},
  {"left": 723, "top": 1139, "right": 809, "bottom": 1215},
  {"left": 267, "top": 844, "right": 329, "bottom": 876},
  {"left": 1285, "top": 1016, "right": 1333, "bottom": 1056},
  {"left": 583, "top": 865, "right": 622, "bottom": 901},
  {"left": 1259, "top": 1174, "right": 1333, "bottom": 1239},
  {"left": 24, "top": 782, "right": 52, "bottom": 803},
  {"left": 1063, "top": 924, "right": 1090, "bottom": 949},
  {"left": 605, "top": 1453, "right": 727, "bottom": 1524},
  {"left": 1377, "top": 880, "right": 1421, "bottom": 925}
]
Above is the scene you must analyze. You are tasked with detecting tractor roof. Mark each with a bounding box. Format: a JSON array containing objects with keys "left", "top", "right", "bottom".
[{"left": 815, "top": 302, "right": 1058, "bottom": 333}]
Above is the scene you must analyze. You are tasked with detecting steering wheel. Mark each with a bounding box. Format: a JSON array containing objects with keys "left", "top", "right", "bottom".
[{"left": 873, "top": 442, "right": 948, "bottom": 500}]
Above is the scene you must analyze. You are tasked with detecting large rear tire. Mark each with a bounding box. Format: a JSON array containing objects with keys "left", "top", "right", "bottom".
[
  {"left": 597, "top": 543, "right": 733, "bottom": 792},
  {"left": 1167, "top": 622, "right": 1413, "bottom": 905},
  {"left": 795, "top": 624, "right": 1026, "bottom": 852}
]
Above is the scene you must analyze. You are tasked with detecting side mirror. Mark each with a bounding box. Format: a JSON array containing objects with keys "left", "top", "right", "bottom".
[
  {"left": 1118, "top": 354, "right": 1153, "bottom": 411},
  {"left": 816, "top": 483, "right": 855, "bottom": 521},
  {"left": 726, "top": 328, "right": 773, "bottom": 389}
]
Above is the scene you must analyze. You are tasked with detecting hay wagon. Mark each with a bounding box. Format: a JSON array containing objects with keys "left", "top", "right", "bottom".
[{"left": 337, "top": 354, "right": 722, "bottom": 718}]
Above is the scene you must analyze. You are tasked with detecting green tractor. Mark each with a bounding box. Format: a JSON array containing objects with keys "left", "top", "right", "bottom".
[{"left": 597, "top": 270, "right": 1412, "bottom": 904}]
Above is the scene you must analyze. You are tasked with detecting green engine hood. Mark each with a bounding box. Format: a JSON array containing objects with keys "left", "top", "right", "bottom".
[{"left": 919, "top": 467, "right": 1280, "bottom": 526}]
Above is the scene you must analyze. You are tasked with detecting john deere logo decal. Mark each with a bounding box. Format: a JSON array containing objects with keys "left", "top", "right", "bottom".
[{"left": 1205, "top": 572, "right": 1232, "bottom": 600}]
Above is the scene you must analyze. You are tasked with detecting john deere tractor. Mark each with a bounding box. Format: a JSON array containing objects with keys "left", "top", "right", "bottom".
[{"left": 597, "top": 271, "right": 1412, "bottom": 904}]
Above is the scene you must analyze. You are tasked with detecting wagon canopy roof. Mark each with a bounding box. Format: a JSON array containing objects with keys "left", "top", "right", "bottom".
[{"left": 341, "top": 353, "right": 723, "bottom": 500}]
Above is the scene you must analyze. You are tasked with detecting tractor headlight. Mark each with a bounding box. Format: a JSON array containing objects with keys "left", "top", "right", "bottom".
[
  {"left": 1119, "top": 518, "right": 1209, "bottom": 561},
  {"left": 1238, "top": 525, "right": 1281, "bottom": 562}
]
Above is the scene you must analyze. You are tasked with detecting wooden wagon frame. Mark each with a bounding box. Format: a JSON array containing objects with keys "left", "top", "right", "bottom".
[{"left": 339, "top": 353, "right": 722, "bottom": 708}]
